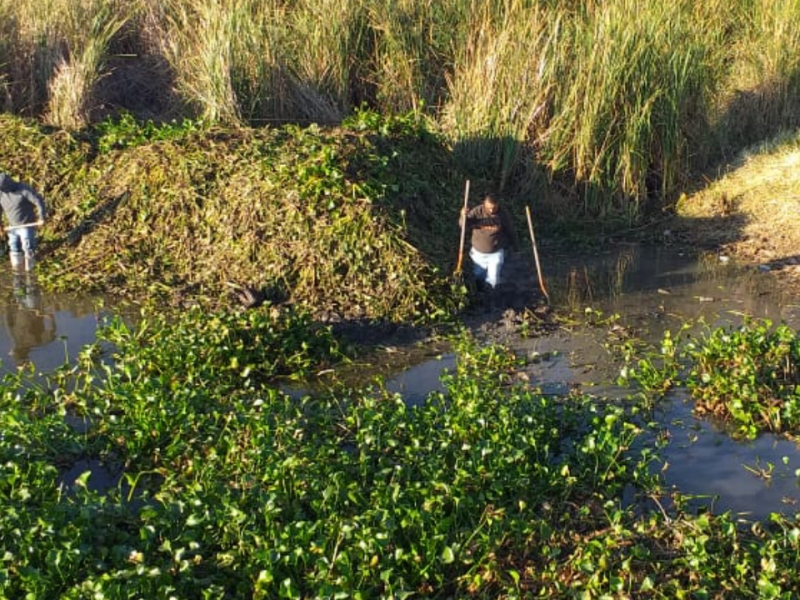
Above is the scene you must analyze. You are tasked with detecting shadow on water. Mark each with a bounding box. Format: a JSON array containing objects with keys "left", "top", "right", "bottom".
[
  {"left": 56, "top": 455, "right": 161, "bottom": 512},
  {"left": 363, "top": 245, "right": 800, "bottom": 521}
]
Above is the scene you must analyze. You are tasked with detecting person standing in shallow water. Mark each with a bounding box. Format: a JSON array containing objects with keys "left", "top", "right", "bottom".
[
  {"left": 0, "top": 172, "right": 46, "bottom": 272},
  {"left": 460, "top": 192, "right": 519, "bottom": 290}
]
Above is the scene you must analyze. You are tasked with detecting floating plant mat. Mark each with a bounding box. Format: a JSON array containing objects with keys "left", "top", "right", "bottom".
[
  {"left": 5, "top": 245, "right": 800, "bottom": 598},
  {"left": 303, "top": 244, "right": 800, "bottom": 521}
]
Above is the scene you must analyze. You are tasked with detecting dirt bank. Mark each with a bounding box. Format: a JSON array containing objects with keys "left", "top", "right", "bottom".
[{"left": 671, "top": 137, "right": 800, "bottom": 297}]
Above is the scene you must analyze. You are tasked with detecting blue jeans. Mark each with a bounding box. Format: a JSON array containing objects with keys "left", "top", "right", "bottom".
[
  {"left": 470, "top": 248, "right": 505, "bottom": 289},
  {"left": 8, "top": 227, "right": 36, "bottom": 256}
]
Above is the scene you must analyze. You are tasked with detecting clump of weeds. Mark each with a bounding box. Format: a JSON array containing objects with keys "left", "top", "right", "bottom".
[{"left": 620, "top": 316, "right": 800, "bottom": 440}]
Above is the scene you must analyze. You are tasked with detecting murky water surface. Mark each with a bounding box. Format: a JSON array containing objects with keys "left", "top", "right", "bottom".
[
  {"left": 0, "top": 270, "right": 109, "bottom": 374},
  {"left": 386, "top": 245, "right": 800, "bottom": 520},
  {"left": 11, "top": 245, "right": 800, "bottom": 519}
]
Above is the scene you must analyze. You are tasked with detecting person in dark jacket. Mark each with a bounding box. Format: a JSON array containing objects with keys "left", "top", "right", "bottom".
[
  {"left": 0, "top": 172, "right": 46, "bottom": 271},
  {"left": 460, "top": 192, "right": 518, "bottom": 290}
]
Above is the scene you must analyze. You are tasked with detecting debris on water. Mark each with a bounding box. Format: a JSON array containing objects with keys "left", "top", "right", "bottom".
[
  {"left": 502, "top": 308, "right": 519, "bottom": 331},
  {"left": 528, "top": 350, "right": 554, "bottom": 363}
]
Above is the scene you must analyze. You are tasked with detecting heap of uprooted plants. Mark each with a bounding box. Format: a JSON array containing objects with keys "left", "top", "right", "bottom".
[{"left": 0, "top": 112, "right": 474, "bottom": 322}]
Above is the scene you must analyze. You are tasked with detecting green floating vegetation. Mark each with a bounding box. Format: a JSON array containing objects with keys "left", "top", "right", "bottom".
[
  {"left": 0, "top": 110, "right": 468, "bottom": 323},
  {"left": 622, "top": 317, "right": 800, "bottom": 439},
  {"left": 2, "top": 309, "right": 800, "bottom": 598},
  {"left": 686, "top": 318, "right": 800, "bottom": 439}
]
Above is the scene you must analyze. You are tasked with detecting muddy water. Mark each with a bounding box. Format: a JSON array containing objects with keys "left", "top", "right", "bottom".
[
  {"left": 0, "top": 270, "right": 110, "bottom": 375},
  {"left": 10, "top": 244, "right": 800, "bottom": 519},
  {"left": 389, "top": 245, "right": 800, "bottom": 520}
]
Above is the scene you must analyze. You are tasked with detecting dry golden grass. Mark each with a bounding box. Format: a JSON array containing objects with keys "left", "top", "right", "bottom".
[{"left": 674, "top": 131, "right": 800, "bottom": 288}]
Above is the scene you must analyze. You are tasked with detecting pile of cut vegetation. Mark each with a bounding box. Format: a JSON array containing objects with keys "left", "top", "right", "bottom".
[{"left": 0, "top": 111, "right": 468, "bottom": 322}]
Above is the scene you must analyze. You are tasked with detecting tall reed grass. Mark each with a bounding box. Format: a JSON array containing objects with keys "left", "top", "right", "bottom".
[
  {"left": 1, "top": 0, "right": 127, "bottom": 127},
  {"left": 3, "top": 0, "right": 800, "bottom": 221},
  {"left": 713, "top": 0, "right": 800, "bottom": 154},
  {"left": 366, "top": 0, "right": 452, "bottom": 113},
  {"left": 157, "top": 0, "right": 245, "bottom": 124},
  {"left": 45, "top": 5, "right": 126, "bottom": 129},
  {"left": 442, "top": 1, "right": 560, "bottom": 191},
  {"left": 285, "top": 0, "right": 363, "bottom": 121},
  {"left": 544, "top": 0, "right": 717, "bottom": 217}
]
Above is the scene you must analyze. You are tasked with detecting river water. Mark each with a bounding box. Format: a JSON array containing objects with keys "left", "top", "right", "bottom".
[
  {"left": 9, "top": 244, "right": 800, "bottom": 520},
  {"left": 387, "top": 244, "right": 800, "bottom": 521},
  {"left": 0, "top": 270, "right": 108, "bottom": 374}
]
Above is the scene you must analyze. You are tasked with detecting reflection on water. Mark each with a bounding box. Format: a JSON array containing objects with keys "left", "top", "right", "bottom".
[
  {"left": 5, "top": 272, "right": 57, "bottom": 366},
  {"left": 655, "top": 394, "right": 800, "bottom": 519},
  {"left": 384, "top": 353, "right": 456, "bottom": 407},
  {"left": 553, "top": 245, "right": 799, "bottom": 326},
  {"left": 0, "top": 269, "right": 108, "bottom": 374}
]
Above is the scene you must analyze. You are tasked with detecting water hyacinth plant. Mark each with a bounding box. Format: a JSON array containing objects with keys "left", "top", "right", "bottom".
[
  {"left": 622, "top": 317, "right": 800, "bottom": 440},
  {"left": 685, "top": 318, "right": 800, "bottom": 439},
  {"left": 2, "top": 310, "right": 800, "bottom": 598}
]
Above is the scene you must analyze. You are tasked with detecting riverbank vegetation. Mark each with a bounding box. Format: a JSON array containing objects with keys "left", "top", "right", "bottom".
[
  {"left": 3, "top": 309, "right": 800, "bottom": 598},
  {"left": 674, "top": 129, "right": 800, "bottom": 274},
  {"left": 0, "top": 110, "right": 469, "bottom": 322},
  {"left": 3, "top": 0, "right": 800, "bottom": 224},
  {"left": 3, "top": 1, "right": 800, "bottom": 597}
]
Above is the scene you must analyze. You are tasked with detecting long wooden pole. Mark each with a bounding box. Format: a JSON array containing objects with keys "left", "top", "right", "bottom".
[
  {"left": 525, "top": 205, "right": 550, "bottom": 304},
  {"left": 455, "top": 179, "right": 470, "bottom": 275},
  {"left": 5, "top": 220, "right": 43, "bottom": 232}
]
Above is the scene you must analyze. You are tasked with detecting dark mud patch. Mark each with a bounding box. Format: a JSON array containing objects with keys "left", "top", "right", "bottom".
[
  {"left": 318, "top": 252, "right": 558, "bottom": 353},
  {"left": 327, "top": 302, "right": 557, "bottom": 353},
  {"left": 328, "top": 318, "right": 440, "bottom": 350}
]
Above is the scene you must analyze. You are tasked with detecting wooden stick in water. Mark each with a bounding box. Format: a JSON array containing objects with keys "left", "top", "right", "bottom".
[{"left": 525, "top": 205, "right": 550, "bottom": 304}]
